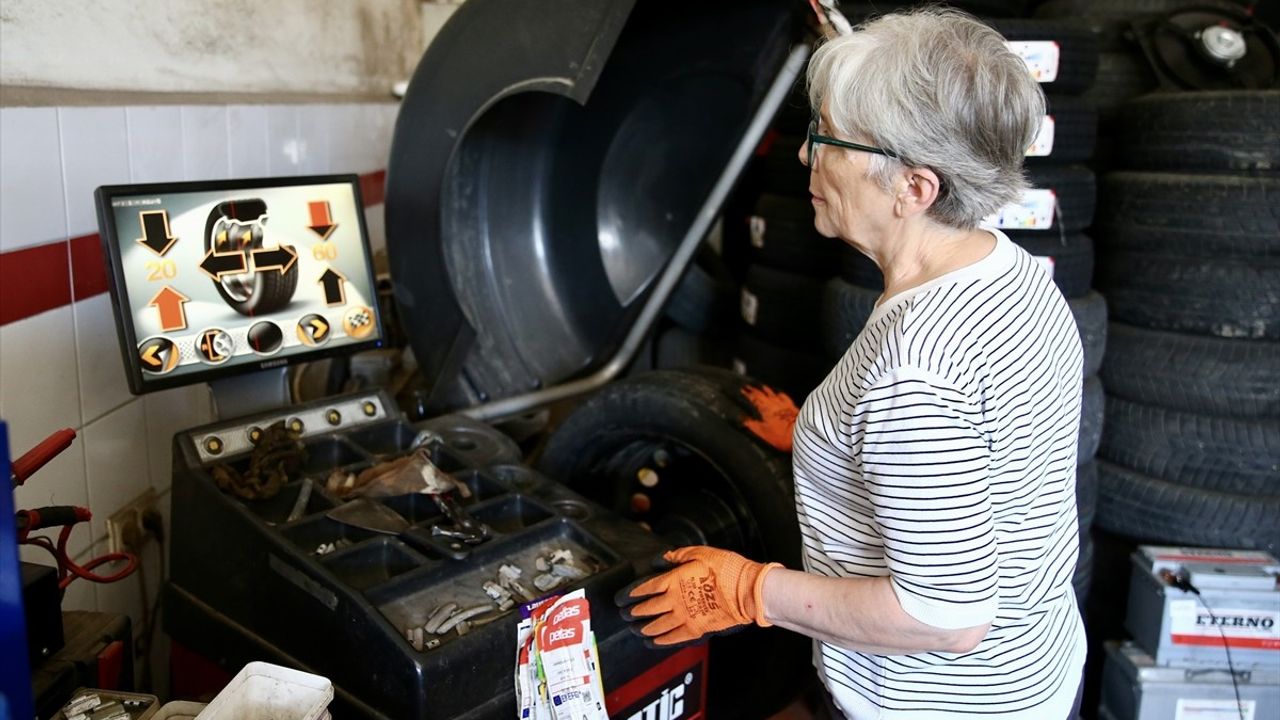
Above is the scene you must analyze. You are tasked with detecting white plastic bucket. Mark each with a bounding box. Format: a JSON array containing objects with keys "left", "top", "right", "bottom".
[{"left": 196, "top": 662, "right": 333, "bottom": 720}]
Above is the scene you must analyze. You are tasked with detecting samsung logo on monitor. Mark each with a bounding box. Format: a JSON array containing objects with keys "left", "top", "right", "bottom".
[{"left": 260, "top": 359, "right": 289, "bottom": 369}]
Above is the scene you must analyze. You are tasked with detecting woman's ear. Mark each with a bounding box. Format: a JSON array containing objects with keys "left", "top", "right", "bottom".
[{"left": 895, "top": 166, "right": 942, "bottom": 218}]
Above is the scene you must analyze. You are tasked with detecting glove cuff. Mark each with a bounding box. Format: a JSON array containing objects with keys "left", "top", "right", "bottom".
[{"left": 748, "top": 562, "right": 783, "bottom": 627}]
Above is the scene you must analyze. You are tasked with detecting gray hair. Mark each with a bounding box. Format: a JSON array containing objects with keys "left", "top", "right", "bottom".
[{"left": 806, "top": 8, "right": 1046, "bottom": 229}]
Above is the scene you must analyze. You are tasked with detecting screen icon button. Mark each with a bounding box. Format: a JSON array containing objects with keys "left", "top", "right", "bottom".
[
  {"left": 196, "top": 328, "right": 235, "bottom": 365},
  {"left": 342, "top": 306, "right": 375, "bottom": 339},
  {"left": 138, "top": 337, "right": 180, "bottom": 375},
  {"left": 296, "top": 314, "right": 331, "bottom": 347},
  {"left": 247, "top": 321, "right": 284, "bottom": 355}
]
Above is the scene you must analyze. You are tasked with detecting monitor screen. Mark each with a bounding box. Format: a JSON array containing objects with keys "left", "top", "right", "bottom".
[{"left": 96, "top": 175, "right": 384, "bottom": 394}]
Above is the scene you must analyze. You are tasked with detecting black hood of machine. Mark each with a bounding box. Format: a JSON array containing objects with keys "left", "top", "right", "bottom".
[{"left": 385, "top": 0, "right": 805, "bottom": 416}]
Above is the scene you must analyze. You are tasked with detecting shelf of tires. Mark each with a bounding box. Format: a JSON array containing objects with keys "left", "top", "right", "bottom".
[{"left": 1090, "top": 90, "right": 1280, "bottom": 555}]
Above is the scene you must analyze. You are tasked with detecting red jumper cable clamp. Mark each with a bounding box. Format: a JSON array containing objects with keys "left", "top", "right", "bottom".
[{"left": 12, "top": 428, "right": 138, "bottom": 590}]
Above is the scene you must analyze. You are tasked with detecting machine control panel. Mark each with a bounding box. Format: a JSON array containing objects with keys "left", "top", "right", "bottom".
[{"left": 191, "top": 392, "right": 389, "bottom": 463}]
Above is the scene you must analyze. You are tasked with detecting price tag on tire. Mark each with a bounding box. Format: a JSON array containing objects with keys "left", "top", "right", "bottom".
[
  {"left": 740, "top": 288, "right": 759, "bottom": 326},
  {"left": 986, "top": 189, "right": 1057, "bottom": 230},
  {"left": 1008, "top": 40, "right": 1060, "bottom": 83},
  {"left": 1026, "top": 115, "right": 1056, "bottom": 157}
]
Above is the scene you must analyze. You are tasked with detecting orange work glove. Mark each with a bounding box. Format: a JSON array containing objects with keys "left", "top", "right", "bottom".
[
  {"left": 615, "top": 546, "right": 782, "bottom": 647},
  {"left": 740, "top": 385, "right": 799, "bottom": 453}
]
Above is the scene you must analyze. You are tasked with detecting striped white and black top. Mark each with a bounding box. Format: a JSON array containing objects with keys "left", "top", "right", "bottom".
[{"left": 792, "top": 229, "right": 1086, "bottom": 719}]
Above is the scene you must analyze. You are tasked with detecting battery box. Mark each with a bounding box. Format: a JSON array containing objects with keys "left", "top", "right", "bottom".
[
  {"left": 1100, "top": 641, "right": 1279, "bottom": 720},
  {"left": 1126, "top": 545, "right": 1280, "bottom": 670}
]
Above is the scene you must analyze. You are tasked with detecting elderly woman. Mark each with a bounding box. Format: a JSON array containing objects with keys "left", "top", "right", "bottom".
[{"left": 618, "top": 8, "right": 1086, "bottom": 720}]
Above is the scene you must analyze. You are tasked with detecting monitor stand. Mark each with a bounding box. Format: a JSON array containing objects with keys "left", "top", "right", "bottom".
[{"left": 208, "top": 368, "right": 290, "bottom": 420}]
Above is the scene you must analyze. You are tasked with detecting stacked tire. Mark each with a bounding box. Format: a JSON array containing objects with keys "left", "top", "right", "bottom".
[
  {"left": 709, "top": 77, "right": 845, "bottom": 403},
  {"left": 651, "top": 241, "right": 740, "bottom": 373},
  {"left": 1092, "top": 91, "right": 1280, "bottom": 554},
  {"left": 717, "top": 1, "right": 1062, "bottom": 401},
  {"left": 1033, "top": 0, "right": 1256, "bottom": 159},
  {"left": 731, "top": 192, "right": 843, "bottom": 402}
]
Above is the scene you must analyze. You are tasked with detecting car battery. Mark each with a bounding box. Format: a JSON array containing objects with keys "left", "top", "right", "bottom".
[
  {"left": 1125, "top": 545, "right": 1280, "bottom": 670},
  {"left": 165, "top": 390, "right": 707, "bottom": 720},
  {"left": 1099, "top": 641, "right": 1280, "bottom": 720}
]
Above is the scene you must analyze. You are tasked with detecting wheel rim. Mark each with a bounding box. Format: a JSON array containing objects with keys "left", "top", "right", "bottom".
[
  {"left": 214, "top": 220, "right": 263, "bottom": 303},
  {"left": 598, "top": 437, "right": 762, "bottom": 557}
]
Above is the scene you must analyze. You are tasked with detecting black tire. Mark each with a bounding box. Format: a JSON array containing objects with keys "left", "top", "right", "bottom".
[
  {"left": 653, "top": 325, "right": 733, "bottom": 370},
  {"left": 1073, "top": 529, "right": 1094, "bottom": 608},
  {"left": 754, "top": 134, "right": 809, "bottom": 199},
  {"left": 1070, "top": 291, "right": 1109, "bottom": 378},
  {"left": 747, "top": 195, "right": 842, "bottom": 276},
  {"left": 1115, "top": 91, "right": 1280, "bottom": 173},
  {"left": 843, "top": 232, "right": 1094, "bottom": 299},
  {"left": 740, "top": 264, "right": 826, "bottom": 351},
  {"left": 665, "top": 245, "right": 739, "bottom": 335},
  {"left": 1007, "top": 231, "right": 1095, "bottom": 299},
  {"left": 952, "top": 0, "right": 1029, "bottom": 17},
  {"left": 1084, "top": 52, "right": 1157, "bottom": 128},
  {"left": 203, "top": 200, "right": 299, "bottom": 316},
  {"left": 838, "top": 245, "right": 880, "bottom": 290},
  {"left": 1097, "top": 173, "right": 1280, "bottom": 259},
  {"left": 1101, "top": 324, "right": 1280, "bottom": 418},
  {"left": 842, "top": 2, "right": 1028, "bottom": 21},
  {"left": 538, "top": 369, "right": 809, "bottom": 718},
  {"left": 987, "top": 19, "right": 1100, "bottom": 95},
  {"left": 1099, "top": 396, "right": 1280, "bottom": 495},
  {"left": 1097, "top": 252, "right": 1280, "bottom": 340},
  {"left": 1028, "top": 96, "right": 1099, "bottom": 165},
  {"left": 995, "top": 165, "right": 1095, "bottom": 234},
  {"left": 820, "top": 278, "right": 880, "bottom": 360},
  {"left": 733, "top": 332, "right": 831, "bottom": 403},
  {"left": 1077, "top": 461, "right": 1099, "bottom": 531},
  {"left": 1035, "top": 0, "right": 1248, "bottom": 50},
  {"left": 1095, "top": 460, "right": 1280, "bottom": 552},
  {"left": 1079, "top": 375, "right": 1104, "bottom": 462}
]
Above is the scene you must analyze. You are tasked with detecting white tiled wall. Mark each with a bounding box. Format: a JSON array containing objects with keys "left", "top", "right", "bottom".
[
  {"left": 1, "top": 101, "right": 398, "bottom": 627},
  {"left": 0, "top": 107, "right": 66, "bottom": 252},
  {"left": 60, "top": 107, "right": 130, "bottom": 234}
]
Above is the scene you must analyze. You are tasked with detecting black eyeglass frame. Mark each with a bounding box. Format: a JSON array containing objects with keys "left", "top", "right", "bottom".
[{"left": 806, "top": 118, "right": 900, "bottom": 167}]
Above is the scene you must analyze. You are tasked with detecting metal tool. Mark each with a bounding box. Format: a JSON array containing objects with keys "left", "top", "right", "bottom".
[
  {"left": 326, "top": 499, "right": 439, "bottom": 556},
  {"left": 430, "top": 493, "right": 489, "bottom": 544}
]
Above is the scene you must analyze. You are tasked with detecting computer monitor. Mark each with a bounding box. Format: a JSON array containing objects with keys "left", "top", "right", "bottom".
[{"left": 95, "top": 175, "right": 385, "bottom": 395}]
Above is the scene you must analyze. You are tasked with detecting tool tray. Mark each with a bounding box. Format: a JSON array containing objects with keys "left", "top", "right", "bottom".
[{"left": 165, "top": 390, "right": 670, "bottom": 720}]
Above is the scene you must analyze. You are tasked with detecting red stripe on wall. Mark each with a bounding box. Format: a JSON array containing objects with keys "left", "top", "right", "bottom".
[
  {"left": 0, "top": 170, "right": 386, "bottom": 327},
  {"left": 70, "top": 233, "right": 108, "bottom": 301},
  {"left": 0, "top": 242, "right": 72, "bottom": 325}
]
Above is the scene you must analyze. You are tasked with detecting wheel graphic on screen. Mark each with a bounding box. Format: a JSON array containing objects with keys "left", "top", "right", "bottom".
[{"left": 202, "top": 199, "right": 298, "bottom": 316}]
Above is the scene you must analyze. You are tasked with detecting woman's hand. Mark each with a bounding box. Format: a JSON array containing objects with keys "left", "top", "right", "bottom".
[{"left": 615, "top": 546, "right": 782, "bottom": 646}]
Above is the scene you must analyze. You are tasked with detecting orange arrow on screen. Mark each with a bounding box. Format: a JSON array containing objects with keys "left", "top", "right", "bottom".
[
  {"left": 148, "top": 286, "right": 190, "bottom": 332},
  {"left": 308, "top": 201, "right": 337, "bottom": 240}
]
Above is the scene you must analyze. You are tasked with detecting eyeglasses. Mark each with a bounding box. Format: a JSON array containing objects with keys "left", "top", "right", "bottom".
[{"left": 806, "top": 118, "right": 899, "bottom": 167}]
